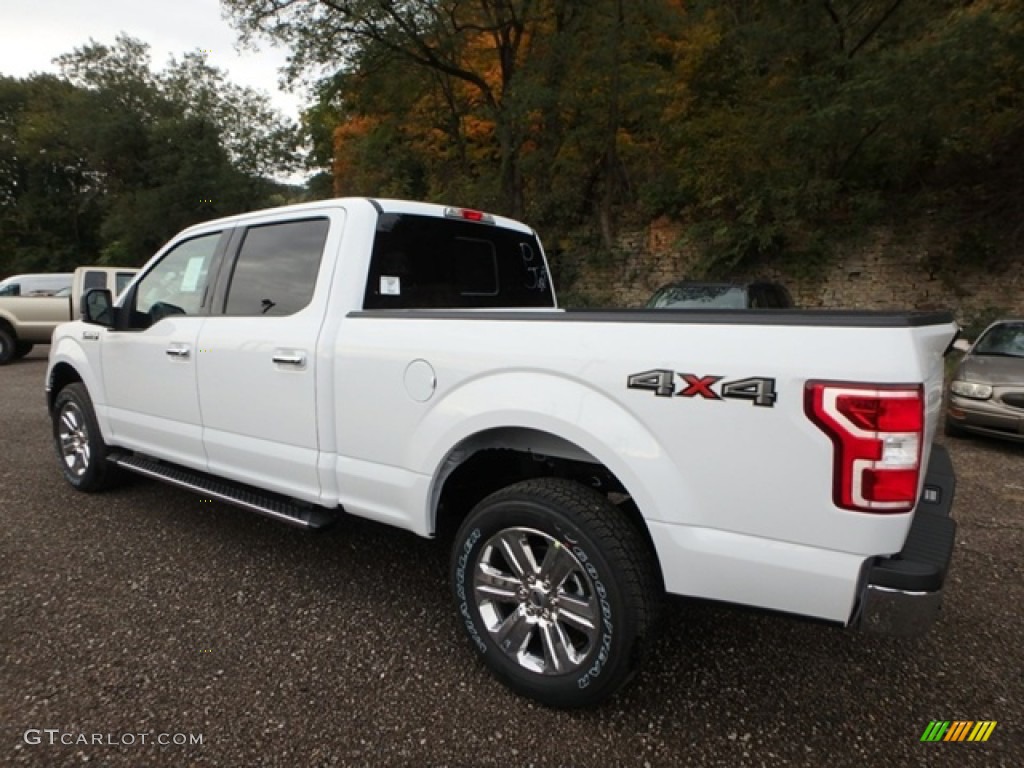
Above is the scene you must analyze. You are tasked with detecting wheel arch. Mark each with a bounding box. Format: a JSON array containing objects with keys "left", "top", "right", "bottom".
[
  {"left": 0, "top": 313, "right": 16, "bottom": 338},
  {"left": 428, "top": 424, "right": 671, "bottom": 593},
  {"left": 431, "top": 426, "right": 604, "bottom": 531},
  {"left": 412, "top": 370, "right": 693, "bottom": 529},
  {"left": 46, "top": 335, "right": 105, "bottom": 427},
  {"left": 47, "top": 361, "right": 85, "bottom": 413}
]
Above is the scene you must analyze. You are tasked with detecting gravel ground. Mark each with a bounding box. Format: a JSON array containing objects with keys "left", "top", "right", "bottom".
[{"left": 2, "top": 348, "right": 1021, "bottom": 767}]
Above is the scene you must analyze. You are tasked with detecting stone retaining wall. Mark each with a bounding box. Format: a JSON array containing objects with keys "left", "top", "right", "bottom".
[{"left": 558, "top": 218, "right": 1023, "bottom": 329}]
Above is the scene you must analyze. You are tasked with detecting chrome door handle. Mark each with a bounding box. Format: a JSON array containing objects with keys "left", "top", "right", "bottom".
[
  {"left": 272, "top": 352, "right": 306, "bottom": 368},
  {"left": 165, "top": 345, "right": 191, "bottom": 359}
]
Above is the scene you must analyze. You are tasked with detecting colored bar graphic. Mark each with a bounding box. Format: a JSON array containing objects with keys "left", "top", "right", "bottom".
[
  {"left": 921, "top": 721, "right": 996, "bottom": 742},
  {"left": 921, "top": 721, "right": 950, "bottom": 742},
  {"left": 944, "top": 721, "right": 971, "bottom": 741},
  {"left": 968, "top": 722, "right": 997, "bottom": 742}
]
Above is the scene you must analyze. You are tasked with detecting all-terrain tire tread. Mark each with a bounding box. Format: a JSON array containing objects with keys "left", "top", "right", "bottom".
[{"left": 479, "top": 477, "right": 661, "bottom": 659}]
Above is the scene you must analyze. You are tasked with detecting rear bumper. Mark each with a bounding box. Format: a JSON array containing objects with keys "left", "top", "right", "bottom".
[{"left": 854, "top": 445, "right": 957, "bottom": 635}]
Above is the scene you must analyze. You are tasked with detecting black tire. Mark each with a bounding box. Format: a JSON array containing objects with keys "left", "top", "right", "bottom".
[
  {"left": 944, "top": 418, "right": 968, "bottom": 439},
  {"left": 0, "top": 327, "right": 15, "bottom": 365},
  {"left": 451, "top": 477, "right": 659, "bottom": 708},
  {"left": 13, "top": 341, "right": 34, "bottom": 359},
  {"left": 51, "top": 382, "right": 123, "bottom": 492}
]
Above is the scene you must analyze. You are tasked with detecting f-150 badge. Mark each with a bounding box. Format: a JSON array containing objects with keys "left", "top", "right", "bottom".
[{"left": 627, "top": 369, "right": 777, "bottom": 407}]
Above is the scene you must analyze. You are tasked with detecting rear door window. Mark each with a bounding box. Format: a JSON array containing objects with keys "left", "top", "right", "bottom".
[
  {"left": 363, "top": 213, "right": 554, "bottom": 309},
  {"left": 223, "top": 218, "right": 330, "bottom": 317}
]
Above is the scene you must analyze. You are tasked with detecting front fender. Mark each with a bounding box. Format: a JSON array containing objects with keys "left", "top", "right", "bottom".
[
  {"left": 410, "top": 370, "right": 695, "bottom": 530},
  {"left": 47, "top": 325, "right": 110, "bottom": 437}
]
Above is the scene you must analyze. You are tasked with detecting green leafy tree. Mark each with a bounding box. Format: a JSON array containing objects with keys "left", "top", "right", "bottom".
[
  {"left": 0, "top": 75, "right": 105, "bottom": 273},
  {"left": 224, "top": 0, "right": 556, "bottom": 217},
  {"left": 0, "top": 34, "right": 300, "bottom": 274},
  {"left": 661, "top": 0, "right": 1024, "bottom": 272},
  {"left": 225, "top": 0, "right": 1024, "bottom": 280}
]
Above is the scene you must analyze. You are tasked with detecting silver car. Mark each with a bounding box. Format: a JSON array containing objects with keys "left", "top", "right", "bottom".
[{"left": 946, "top": 319, "right": 1024, "bottom": 442}]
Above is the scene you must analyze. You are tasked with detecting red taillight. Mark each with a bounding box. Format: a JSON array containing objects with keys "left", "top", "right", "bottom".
[
  {"left": 834, "top": 394, "right": 922, "bottom": 433},
  {"left": 805, "top": 382, "right": 924, "bottom": 513},
  {"left": 443, "top": 206, "right": 494, "bottom": 224},
  {"left": 862, "top": 468, "right": 919, "bottom": 502}
]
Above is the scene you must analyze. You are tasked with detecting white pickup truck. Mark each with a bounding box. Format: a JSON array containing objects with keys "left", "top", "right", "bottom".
[
  {"left": 46, "top": 198, "right": 958, "bottom": 708},
  {"left": 0, "top": 266, "right": 137, "bottom": 364}
]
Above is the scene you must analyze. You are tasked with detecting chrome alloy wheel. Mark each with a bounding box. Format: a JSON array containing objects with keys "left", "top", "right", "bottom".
[
  {"left": 58, "top": 401, "right": 91, "bottom": 478},
  {"left": 473, "top": 527, "right": 600, "bottom": 675}
]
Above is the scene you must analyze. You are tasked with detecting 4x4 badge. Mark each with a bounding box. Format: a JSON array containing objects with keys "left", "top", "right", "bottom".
[{"left": 627, "top": 369, "right": 777, "bottom": 407}]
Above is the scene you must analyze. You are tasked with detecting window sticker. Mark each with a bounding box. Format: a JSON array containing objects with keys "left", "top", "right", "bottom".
[
  {"left": 181, "top": 256, "right": 205, "bottom": 292},
  {"left": 380, "top": 275, "right": 401, "bottom": 296}
]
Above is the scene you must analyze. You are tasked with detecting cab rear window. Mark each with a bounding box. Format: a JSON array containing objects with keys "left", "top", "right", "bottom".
[{"left": 363, "top": 213, "right": 554, "bottom": 309}]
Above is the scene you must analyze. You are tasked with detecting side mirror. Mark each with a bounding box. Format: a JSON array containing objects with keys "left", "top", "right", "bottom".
[
  {"left": 82, "top": 288, "right": 114, "bottom": 327},
  {"left": 952, "top": 338, "right": 971, "bottom": 353}
]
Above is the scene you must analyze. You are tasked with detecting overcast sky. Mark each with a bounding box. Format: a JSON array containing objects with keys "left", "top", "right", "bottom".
[{"left": 0, "top": 0, "right": 303, "bottom": 120}]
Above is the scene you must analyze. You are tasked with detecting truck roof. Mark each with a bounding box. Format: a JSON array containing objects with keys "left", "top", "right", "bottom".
[{"left": 174, "top": 197, "right": 534, "bottom": 238}]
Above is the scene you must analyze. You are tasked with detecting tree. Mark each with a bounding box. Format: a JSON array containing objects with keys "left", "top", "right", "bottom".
[
  {"left": 0, "top": 35, "right": 300, "bottom": 274},
  {"left": 159, "top": 51, "right": 299, "bottom": 179},
  {"left": 224, "top": 0, "right": 557, "bottom": 217},
  {"left": 0, "top": 75, "right": 105, "bottom": 273},
  {"left": 653, "top": 0, "right": 1024, "bottom": 273},
  {"left": 225, "top": 0, "right": 1024, "bottom": 281}
]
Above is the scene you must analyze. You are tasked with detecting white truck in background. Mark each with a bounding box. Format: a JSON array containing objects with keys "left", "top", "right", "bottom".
[
  {"left": 45, "top": 198, "right": 958, "bottom": 708},
  {"left": 0, "top": 267, "right": 137, "bottom": 364}
]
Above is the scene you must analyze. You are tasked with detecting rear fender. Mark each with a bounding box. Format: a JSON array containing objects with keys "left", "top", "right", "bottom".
[{"left": 410, "top": 371, "right": 694, "bottom": 534}]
